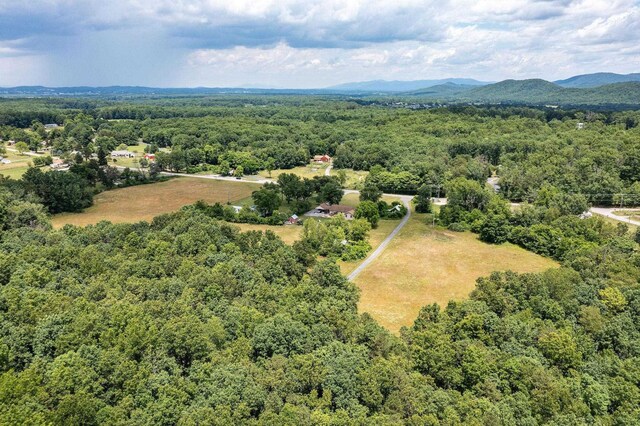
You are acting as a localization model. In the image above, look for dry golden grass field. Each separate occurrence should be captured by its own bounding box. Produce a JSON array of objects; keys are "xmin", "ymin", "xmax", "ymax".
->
[
  {"xmin": 233, "ymin": 223, "xmax": 303, "ymax": 245},
  {"xmin": 353, "ymin": 215, "xmax": 558, "ymax": 333},
  {"xmin": 52, "ymin": 178, "xmax": 260, "ymax": 228},
  {"xmin": 258, "ymin": 163, "xmax": 329, "ymax": 180}
]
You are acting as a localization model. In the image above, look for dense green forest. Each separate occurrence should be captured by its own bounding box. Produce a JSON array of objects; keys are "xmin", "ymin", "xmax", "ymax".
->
[
  {"xmin": 1, "ymin": 97, "xmax": 640, "ymax": 424},
  {"xmin": 1, "ymin": 175, "xmax": 639, "ymax": 424},
  {"xmin": 1, "ymin": 98, "xmax": 639, "ymax": 206}
]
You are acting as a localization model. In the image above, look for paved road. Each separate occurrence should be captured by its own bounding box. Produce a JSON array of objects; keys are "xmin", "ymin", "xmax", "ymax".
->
[
  {"xmin": 347, "ymin": 196, "xmax": 413, "ymax": 281},
  {"xmin": 153, "ymin": 170, "xmax": 415, "ymax": 281},
  {"xmin": 5, "ymin": 148, "xmax": 46, "ymax": 157},
  {"xmin": 159, "ymin": 171, "xmax": 274, "ymax": 185},
  {"xmin": 590, "ymin": 207, "xmax": 640, "ymax": 226}
]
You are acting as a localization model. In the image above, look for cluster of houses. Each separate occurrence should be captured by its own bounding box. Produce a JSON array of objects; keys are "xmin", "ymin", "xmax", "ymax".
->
[
  {"xmin": 110, "ymin": 150, "xmax": 156, "ymax": 161},
  {"xmin": 286, "ymin": 203, "xmax": 356, "ymax": 225},
  {"xmin": 110, "ymin": 150, "xmax": 135, "ymax": 159}
]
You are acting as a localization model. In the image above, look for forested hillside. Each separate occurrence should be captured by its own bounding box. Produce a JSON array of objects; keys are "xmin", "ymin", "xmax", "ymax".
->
[
  {"xmin": 2, "ymin": 98, "xmax": 639, "ymax": 206},
  {"xmin": 1, "ymin": 98, "xmax": 640, "ymax": 424},
  {"xmin": 0, "ymin": 178, "xmax": 639, "ymax": 424}
]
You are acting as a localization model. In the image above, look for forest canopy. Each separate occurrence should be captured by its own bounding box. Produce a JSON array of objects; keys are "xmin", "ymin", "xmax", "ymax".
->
[{"xmin": 0, "ymin": 97, "xmax": 639, "ymax": 424}]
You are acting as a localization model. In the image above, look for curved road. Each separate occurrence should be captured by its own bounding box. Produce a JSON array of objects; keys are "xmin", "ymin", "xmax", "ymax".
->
[
  {"xmin": 157, "ymin": 170, "xmax": 414, "ymax": 281},
  {"xmin": 347, "ymin": 196, "xmax": 412, "ymax": 281},
  {"xmin": 590, "ymin": 207, "xmax": 640, "ymax": 227}
]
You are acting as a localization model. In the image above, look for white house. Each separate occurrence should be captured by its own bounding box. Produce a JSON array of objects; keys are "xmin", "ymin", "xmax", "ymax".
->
[{"xmin": 111, "ymin": 150, "xmax": 135, "ymax": 158}]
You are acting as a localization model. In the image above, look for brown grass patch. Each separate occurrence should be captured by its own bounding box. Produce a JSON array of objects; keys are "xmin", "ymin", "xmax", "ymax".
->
[
  {"xmin": 233, "ymin": 223, "xmax": 303, "ymax": 245},
  {"xmin": 52, "ymin": 178, "xmax": 259, "ymax": 228},
  {"xmin": 259, "ymin": 163, "xmax": 328, "ymax": 180},
  {"xmin": 353, "ymin": 215, "xmax": 558, "ymax": 333}
]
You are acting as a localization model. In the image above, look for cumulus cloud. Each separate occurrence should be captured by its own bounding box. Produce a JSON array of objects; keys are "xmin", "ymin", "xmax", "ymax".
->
[{"xmin": 0, "ymin": 0, "xmax": 638, "ymax": 86}]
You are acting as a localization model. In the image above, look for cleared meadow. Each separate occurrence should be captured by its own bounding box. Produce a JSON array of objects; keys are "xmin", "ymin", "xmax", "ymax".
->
[
  {"xmin": 353, "ymin": 214, "xmax": 558, "ymax": 332},
  {"xmin": 52, "ymin": 177, "xmax": 259, "ymax": 228}
]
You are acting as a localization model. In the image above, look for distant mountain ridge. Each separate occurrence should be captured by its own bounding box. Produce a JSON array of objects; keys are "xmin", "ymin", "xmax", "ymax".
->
[
  {"xmin": 326, "ymin": 78, "xmax": 491, "ymax": 92},
  {"xmin": 554, "ymin": 72, "xmax": 640, "ymax": 88},
  {"xmin": 329, "ymin": 72, "xmax": 640, "ymax": 92},
  {"xmin": 2, "ymin": 73, "xmax": 640, "ymax": 107},
  {"xmin": 432, "ymin": 79, "xmax": 640, "ymax": 105}
]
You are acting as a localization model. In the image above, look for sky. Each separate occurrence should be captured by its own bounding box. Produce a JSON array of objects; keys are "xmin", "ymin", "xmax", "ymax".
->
[{"xmin": 0, "ymin": 0, "xmax": 639, "ymax": 88}]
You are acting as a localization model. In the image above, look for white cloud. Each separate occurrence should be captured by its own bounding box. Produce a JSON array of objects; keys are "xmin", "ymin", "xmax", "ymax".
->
[{"xmin": 0, "ymin": 0, "xmax": 639, "ymax": 86}]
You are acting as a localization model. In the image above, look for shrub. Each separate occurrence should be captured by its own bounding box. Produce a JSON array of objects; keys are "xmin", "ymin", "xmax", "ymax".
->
[
  {"xmin": 447, "ymin": 222, "xmax": 469, "ymax": 232},
  {"xmin": 341, "ymin": 240, "xmax": 371, "ymax": 261}
]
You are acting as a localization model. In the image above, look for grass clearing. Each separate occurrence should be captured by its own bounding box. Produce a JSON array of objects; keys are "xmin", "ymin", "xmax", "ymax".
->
[
  {"xmin": 337, "ymin": 168, "xmax": 368, "ymax": 190},
  {"xmin": 259, "ymin": 163, "xmax": 329, "ymax": 180},
  {"xmin": 233, "ymin": 223, "xmax": 303, "ymax": 245},
  {"xmin": 52, "ymin": 177, "xmax": 260, "ymax": 228},
  {"xmin": 353, "ymin": 214, "xmax": 558, "ymax": 333},
  {"xmin": 340, "ymin": 192, "xmax": 401, "ymax": 208},
  {"xmin": 0, "ymin": 165, "xmax": 32, "ymax": 179}
]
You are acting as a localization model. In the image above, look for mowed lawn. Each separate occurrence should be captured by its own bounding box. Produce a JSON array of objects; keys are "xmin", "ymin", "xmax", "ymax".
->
[
  {"xmin": 0, "ymin": 150, "xmax": 35, "ymax": 179},
  {"xmin": 353, "ymin": 215, "xmax": 558, "ymax": 332},
  {"xmin": 52, "ymin": 178, "xmax": 260, "ymax": 228},
  {"xmin": 258, "ymin": 163, "xmax": 329, "ymax": 180}
]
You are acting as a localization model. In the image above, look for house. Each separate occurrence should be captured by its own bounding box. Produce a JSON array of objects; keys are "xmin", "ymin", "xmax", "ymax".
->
[
  {"xmin": 0, "ymin": 157, "xmax": 11, "ymax": 165},
  {"xmin": 577, "ymin": 122, "xmax": 585, "ymax": 130},
  {"xmin": 315, "ymin": 203, "xmax": 355, "ymax": 219},
  {"xmin": 313, "ymin": 154, "xmax": 332, "ymax": 163},
  {"xmin": 44, "ymin": 123, "xmax": 59, "ymax": 130},
  {"xmin": 231, "ymin": 205, "xmax": 243, "ymax": 214},
  {"xmin": 286, "ymin": 214, "xmax": 299, "ymax": 224},
  {"xmin": 143, "ymin": 153, "xmax": 156, "ymax": 161},
  {"xmin": 50, "ymin": 158, "xmax": 67, "ymax": 170},
  {"xmin": 111, "ymin": 150, "xmax": 135, "ymax": 158}
]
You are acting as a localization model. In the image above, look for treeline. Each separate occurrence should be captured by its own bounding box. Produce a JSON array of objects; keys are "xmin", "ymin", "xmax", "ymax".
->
[
  {"xmin": 438, "ymin": 177, "xmax": 639, "ymax": 263},
  {"xmin": 1, "ymin": 159, "xmax": 164, "ymax": 215},
  {"xmin": 2, "ymin": 99, "xmax": 640, "ymax": 207}
]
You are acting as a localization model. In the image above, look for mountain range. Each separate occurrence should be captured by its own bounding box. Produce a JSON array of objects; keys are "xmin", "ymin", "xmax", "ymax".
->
[
  {"xmin": 553, "ymin": 72, "xmax": 640, "ymax": 88},
  {"xmin": 400, "ymin": 79, "xmax": 640, "ymax": 106},
  {"xmin": 326, "ymin": 78, "xmax": 490, "ymax": 92},
  {"xmin": 1, "ymin": 72, "xmax": 639, "ymax": 107}
]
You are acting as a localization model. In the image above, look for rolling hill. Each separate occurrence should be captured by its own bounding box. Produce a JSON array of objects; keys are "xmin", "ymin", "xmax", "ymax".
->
[
  {"xmin": 405, "ymin": 82, "xmax": 477, "ymax": 98},
  {"xmin": 327, "ymin": 78, "xmax": 490, "ymax": 92},
  {"xmin": 404, "ymin": 79, "xmax": 640, "ymax": 106},
  {"xmin": 555, "ymin": 72, "xmax": 640, "ymax": 88}
]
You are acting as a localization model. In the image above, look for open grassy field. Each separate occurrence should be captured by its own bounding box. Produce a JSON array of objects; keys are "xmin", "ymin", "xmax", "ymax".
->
[
  {"xmin": 52, "ymin": 178, "xmax": 260, "ymax": 228},
  {"xmin": 353, "ymin": 214, "xmax": 558, "ymax": 332},
  {"xmin": 0, "ymin": 149, "xmax": 34, "ymax": 179},
  {"xmin": 258, "ymin": 163, "xmax": 329, "ymax": 180},
  {"xmin": 233, "ymin": 223, "xmax": 303, "ymax": 245},
  {"xmin": 337, "ymin": 168, "xmax": 368, "ymax": 190},
  {"xmin": 340, "ymin": 192, "xmax": 402, "ymax": 208}
]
